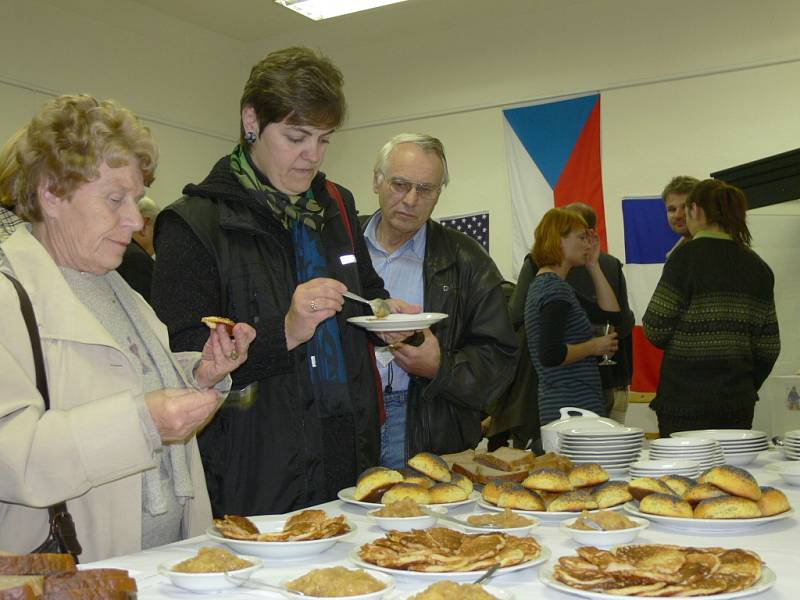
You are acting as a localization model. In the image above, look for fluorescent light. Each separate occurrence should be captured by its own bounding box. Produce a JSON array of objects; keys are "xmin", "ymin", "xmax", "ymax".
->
[{"xmin": 274, "ymin": 0, "xmax": 407, "ymax": 21}]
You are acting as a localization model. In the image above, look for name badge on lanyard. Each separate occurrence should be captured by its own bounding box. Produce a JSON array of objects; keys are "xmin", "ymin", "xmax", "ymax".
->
[{"xmin": 340, "ymin": 254, "xmax": 356, "ymax": 265}]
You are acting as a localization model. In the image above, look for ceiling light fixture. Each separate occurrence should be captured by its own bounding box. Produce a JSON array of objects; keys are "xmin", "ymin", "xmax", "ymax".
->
[{"xmin": 274, "ymin": 0, "xmax": 407, "ymax": 21}]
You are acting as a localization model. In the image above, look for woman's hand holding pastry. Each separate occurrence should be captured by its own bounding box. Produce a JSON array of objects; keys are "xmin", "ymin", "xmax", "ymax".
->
[
  {"xmin": 145, "ymin": 388, "xmax": 221, "ymax": 443},
  {"xmin": 195, "ymin": 321, "xmax": 256, "ymax": 388},
  {"xmin": 285, "ymin": 277, "xmax": 346, "ymax": 350}
]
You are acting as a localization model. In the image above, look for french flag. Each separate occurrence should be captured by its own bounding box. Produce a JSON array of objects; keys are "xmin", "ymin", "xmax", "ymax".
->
[
  {"xmin": 503, "ymin": 94, "xmax": 606, "ymax": 275},
  {"xmin": 622, "ymin": 197, "xmax": 681, "ymax": 392}
]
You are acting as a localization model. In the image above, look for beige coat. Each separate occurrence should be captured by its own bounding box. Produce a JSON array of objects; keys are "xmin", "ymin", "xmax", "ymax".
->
[{"xmin": 0, "ymin": 227, "xmax": 213, "ymax": 562}]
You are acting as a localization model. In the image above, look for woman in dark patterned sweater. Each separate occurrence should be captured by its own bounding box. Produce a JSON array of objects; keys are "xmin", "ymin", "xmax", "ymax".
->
[
  {"xmin": 525, "ymin": 208, "xmax": 621, "ymax": 425},
  {"xmin": 643, "ymin": 179, "xmax": 780, "ymax": 436}
]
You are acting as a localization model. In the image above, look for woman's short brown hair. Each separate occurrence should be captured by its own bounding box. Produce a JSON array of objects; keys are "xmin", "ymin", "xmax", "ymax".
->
[
  {"xmin": 240, "ymin": 46, "xmax": 346, "ymax": 144},
  {"xmin": 0, "ymin": 127, "xmax": 25, "ymax": 209},
  {"xmin": 686, "ymin": 178, "xmax": 751, "ymax": 246},
  {"xmin": 15, "ymin": 94, "xmax": 157, "ymax": 222},
  {"xmin": 531, "ymin": 207, "xmax": 587, "ymax": 267}
]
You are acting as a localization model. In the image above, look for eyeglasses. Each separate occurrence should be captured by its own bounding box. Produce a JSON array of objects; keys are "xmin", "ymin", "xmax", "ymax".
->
[{"xmin": 383, "ymin": 175, "xmax": 442, "ymax": 200}]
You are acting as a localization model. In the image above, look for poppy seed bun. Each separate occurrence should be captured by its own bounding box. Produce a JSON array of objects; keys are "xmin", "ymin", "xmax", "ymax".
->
[
  {"xmin": 693, "ymin": 496, "xmax": 761, "ymax": 519},
  {"xmin": 698, "ymin": 465, "xmax": 761, "ymax": 501},
  {"xmin": 592, "ymin": 480, "xmax": 633, "ymax": 508},
  {"xmin": 497, "ymin": 484, "xmax": 545, "ymax": 511},
  {"xmin": 482, "ymin": 480, "xmax": 517, "ymax": 505},
  {"xmin": 523, "ymin": 468, "xmax": 573, "ymax": 492},
  {"xmin": 354, "ymin": 467, "xmax": 404, "ymax": 501},
  {"xmin": 450, "ymin": 472, "xmax": 474, "ymax": 495},
  {"xmin": 427, "ymin": 482, "xmax": 469, "ymax": 504},
  {"xmin": 408, "ymin": 452, "xmax": 452, "ymax": 483},
  {"xmin": 756, "ymin": 486, "xmax": 791, "ymax": 517},
  {"xmin": 400, "ymin": 468, "xmax": 436, "ymax": 489},
  {"xmin": 628, "ymin": 477, "xmax": 675, "ymax": 501},
  {"xmin": 568, "ymin": 463, "xmax": 610, "ymax": 488},
  {"xmin": 639, "ymin": 493, "xmax": 694, "ymax": 518},
  {"xmin": 381, "ymin": 482, "xmax": 432, "ymax": 505},
  {"xmin": 681, "ymin": 483, "xmax": 729, "ymax": 506},
  {"xmin": 548, "ymin": 490, "xmax": 598, "ymax": 512},
  {"xmin": 659, "ymin": 474, "xmax": 696, "ymax": 497}
]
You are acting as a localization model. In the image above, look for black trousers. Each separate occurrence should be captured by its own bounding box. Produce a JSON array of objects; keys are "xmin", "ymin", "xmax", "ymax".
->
[{"xmin": 656, "ymin": 404, "xmax": 755, "ymax": 438}]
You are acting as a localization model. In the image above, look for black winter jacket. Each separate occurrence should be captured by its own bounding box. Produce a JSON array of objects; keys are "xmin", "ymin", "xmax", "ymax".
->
[{"xmin": 151, "ymin": 156, "xmax": 387, "ymax": 517}]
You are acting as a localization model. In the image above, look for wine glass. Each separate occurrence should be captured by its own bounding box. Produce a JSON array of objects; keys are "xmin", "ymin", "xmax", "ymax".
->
[{"xmin": 593, "ymin": 322, "xmax": 616, "ymax": 366}]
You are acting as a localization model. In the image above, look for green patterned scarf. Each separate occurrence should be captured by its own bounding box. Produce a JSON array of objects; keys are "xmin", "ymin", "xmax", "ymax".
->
[{"xmin": 230, "ymin": 145, "xmax": 324, "ymax": 230}]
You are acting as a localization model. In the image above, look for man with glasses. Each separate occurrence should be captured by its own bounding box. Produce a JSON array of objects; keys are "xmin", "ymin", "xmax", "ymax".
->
[{"xmin": 363, "ymin": 133, "xmax": 517, "ymax": 469}]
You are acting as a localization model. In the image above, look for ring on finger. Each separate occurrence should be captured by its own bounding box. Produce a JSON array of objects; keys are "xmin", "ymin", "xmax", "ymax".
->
[
  {"xmin": 228, "ymin": 350, "xmax": 239, "ymax": 361},
  {"xmin": 309, "ymin": 299, "xmax": 319, "ymax": 312}
]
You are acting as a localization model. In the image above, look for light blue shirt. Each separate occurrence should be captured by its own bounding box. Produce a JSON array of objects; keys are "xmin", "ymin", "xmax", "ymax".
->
[{"xmin": 364, "ymin": 212, "xmax": 427, "ymax": 393}]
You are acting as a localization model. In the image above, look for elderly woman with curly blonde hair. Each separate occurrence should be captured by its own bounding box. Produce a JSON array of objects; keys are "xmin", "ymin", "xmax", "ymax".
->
[{"xmin": 0, "ymin": 94, "xmax": 255, "ymax": 561}]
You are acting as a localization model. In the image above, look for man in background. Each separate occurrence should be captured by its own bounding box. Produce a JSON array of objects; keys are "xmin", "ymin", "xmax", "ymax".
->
[
  {"xmin": 662, "ymin": 175, "xmax": 699, "ymax": 257},
  {"xmin": 363, "ymin": 133, "xmax": 517, "ymax": 468},
  {"xmin": 118, "ymin": 195, "xmax": 160, "ymax": 301}
]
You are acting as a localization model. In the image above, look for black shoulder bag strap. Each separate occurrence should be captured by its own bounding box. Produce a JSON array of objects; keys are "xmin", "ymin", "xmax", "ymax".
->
[{"xmin": 3, "ymin": 273, "xmax": 83, "ymax": 561}]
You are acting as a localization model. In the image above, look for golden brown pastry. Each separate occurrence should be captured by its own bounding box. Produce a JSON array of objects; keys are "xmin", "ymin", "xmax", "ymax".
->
[
  {"xmin": 568, "ymin": 463, "xmax": 609, "ymax": 488},
  {"xmin": 756, "ymin": 486, "xmax": 791, "ymax": 517},
  {"xmin": 428, "ymin": 483, "xmax": 469, "ymax": 504},
  {"xmin": 408, "ymin": 452, "xmax": 452, "ymax": 483},
  {"xmin": 523, "ymin": 468, "xmax": 573, "ymax": 492},
  {"xmin": 481, "ymin": 480, "xmax": 517, "ymax": 505},
  {"xmin": 201, "ymin": 316, "xmax": 235, "ymax": 335},
  {"xmin": 592, "ymin": 480, "xmax": 633, "ymax": 509},
  {"xmin": 353, "ymin": 467, "xmax": 404, "ymax": 502},
  {"xmin": 381, "ymin": 483, "xmax": 432, "ymax": 505},
  {"xmin": 400, "ymin": 468, "xmax": 436, "ymax": 489},
  {"xmin": 496, "ymin": 484, "xmax": 545, "ymax": 511},
  {"xmin": 628, "ymin": 477, "xmax": 675, "ymax": 501},
  {"xmin": 694, "ymin": 496, "xmax": 761, "ymax": 519},
  {"xmin": 548, "ymin": 490, "xmax": 598, "ymax": 512},
  {"xmin": 659, "ymin": 474, "xmax": 696, "ymax": 497},
  {"xmin": 532, "ymin": 452, "xmax": 574, "ymax": 473},
  {"xmin": 450, "ymin": 472, "xmax": 474, "ymax": 496},
  {"xmin": 697, "ymin": 465, "xmax": 761, "ymax": 501},
  {"xmin": 638, "ymin": 493, "xmax": 693, "ymax": 518},
  {"xmin": 681, "ymin": 483, "xmax": 729, "ymax": 506}
]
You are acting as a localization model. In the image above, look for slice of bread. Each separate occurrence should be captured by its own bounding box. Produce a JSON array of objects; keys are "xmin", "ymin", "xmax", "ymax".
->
[
  {"xmin": 451, "ymin": 460, "xmax": 528, "ymax": 485},
  {"xmin": 0, "ymin": 555, "xmax": 75, "ymax": 577},
  {"xmin": 474, "ymin": 447, "xmax": 535, "ymax": 472}
]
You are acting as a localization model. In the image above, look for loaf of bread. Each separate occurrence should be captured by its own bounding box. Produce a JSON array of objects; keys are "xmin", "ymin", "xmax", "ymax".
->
[
  {"xmin": 408, "ymin": 452, "xmax": 452, "ymax": 483},
  {"xmin": 474, "ymin": 447, "xmax": 535, "ymax": 472},
  {"xmin": 381, "ymin": 482, "xmax": 431, "ymax": 505},
  {"xmin": 639, "ymin": 493, "xmax": 693, "ymax": 518},
  {"xmin": 0, "ymin": 556, "xmax": 75, "ymax": 577},
  {"xmin": 659, "ymin": 474, "xmax": 695, "ymax": 497},
  {"xmin": 523, "ymin": 468, "xmax": 573, "ymax": 492},
  {"xmin": 427, "ymin": 483, "xmax": 468, "ymax": 504},
  {"xmin": 628, "ymin": 477, "xmax": 675, "ymax": 501},
  {"xmin": 568, "ymin": 463, "xmax": 609, "ymax": 488},
  {"xmin": 681, "ymin": 483, "xmax": 729, "ymax": 506},
  {"xmin": 698, "ymin": 465, "xmax": 761, "ymax": 501},
  {"xmin": 548, "ymin": 490, "xmax": 598, "ymax": 512},
  {"xmin": 354, "ymin": 467, "xmax": 404, "ymax": 502},
  {"xmin": 592, "ymin": 480, "xmax": 633, "ymax": 509},
  {"xmin": 756, "ymin": 486, "xmax": 791, "ymax": 517},
  {"xmin": 693, "ymin": 496, "xmax": 761, "ymax": 519},
  {"xmin": 496, "ymin": 485, "xmax": 544, "ymax": 511},
  {"xmin": 0, "ymin": 576, "xmax": 42, "ymax": 600}
]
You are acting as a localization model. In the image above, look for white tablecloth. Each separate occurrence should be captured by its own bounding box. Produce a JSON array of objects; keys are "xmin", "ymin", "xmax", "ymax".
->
[{"xmin": 84, "ymin": 451, "xmax": 799, "ymax": 599}]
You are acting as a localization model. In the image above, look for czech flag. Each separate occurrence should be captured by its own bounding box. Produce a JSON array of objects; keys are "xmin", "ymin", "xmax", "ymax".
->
[{"xmin": 503, "ymin": 94, "xmax": 605, "ymax": 275}]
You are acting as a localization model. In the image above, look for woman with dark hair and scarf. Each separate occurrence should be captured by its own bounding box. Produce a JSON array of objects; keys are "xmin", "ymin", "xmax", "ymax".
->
[{"xmin": 151, "ymin": 46, "xmax": 415, "ymax": 517}]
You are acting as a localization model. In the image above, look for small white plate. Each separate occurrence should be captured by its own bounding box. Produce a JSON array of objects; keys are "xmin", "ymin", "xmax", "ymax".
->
[
  {"xmin": 206, "ymin": 515, "xmax": 355, "ymax": 559},
  {"xmin": 630, "ymin": 459, "xmax": 700, "ymax": 470},
  {"xmin": 348, "ymin": 546, "xmax": 550, "ymax": 580},
  {"xmin": 650, "ymin": 437, "xmax": 717, "ymax": 448},
  {"xmin": 539, "ymin": 564, "xmax": 776, "ymax": 600},
  {"xmin": 452, "ymin": 511, "xmax": 540, "ymax": 535},
  {"xmin": 158, "ymin": 554, "xmax": 261, "ymax": 592},
  {"xmin": 394, "ymin": 584, "xmax": 514, "ymax": 599},
  {"xmin": 671, "ymin": 429, "xmax": 767, "ymax": 441},
  {"xmin": 280, "ymin": 569, "xmax": 394, "ymax": 599},
  {"xmin": 338, "ymin": 487, "xmax": 479, "ymax": 509},
  {"xmin": 347, "ymin": 312, "xmax": 448, "ymax": 332},
  {"xmin": 624, "ymin": 501, "xmax": 795, "ymax": 532},
  {"xmin": 477, "ymin": 498, "xmax": 623, "ymax": 522},
  {"xmin": 366, "ymin": 506, "xmax": 447, "ymax": 531},
  {"xmin": 560, "ymin": 516, "xmax": 649, "ymax": 546}
]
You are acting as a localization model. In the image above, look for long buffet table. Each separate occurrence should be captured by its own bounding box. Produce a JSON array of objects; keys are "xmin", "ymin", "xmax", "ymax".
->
[{"xmin": 84, "ymin": 451, "xmax": 799, "ymax": 599}]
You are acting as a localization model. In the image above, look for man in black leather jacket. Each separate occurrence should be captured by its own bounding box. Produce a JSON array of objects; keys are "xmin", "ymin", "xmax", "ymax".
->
[{"xmin": 362, "ymin": 133, "xmax": 517, "ymax": 468}]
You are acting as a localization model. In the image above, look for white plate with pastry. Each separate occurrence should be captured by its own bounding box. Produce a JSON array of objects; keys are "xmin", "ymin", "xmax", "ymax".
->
[
  {"xmin": 477, "ymin": 498, "xmax": 623, "ymax": 523},
  {"xmin": 623, "ymin": 502, "xmax": 794, "ymax": 533},
  {"xmin": 347, "ymin": 312, "xmax": 448, "ymax": 332},
  {"xmin": 338, "ymin": 487, "xmax": 478, "ymax": 509}
]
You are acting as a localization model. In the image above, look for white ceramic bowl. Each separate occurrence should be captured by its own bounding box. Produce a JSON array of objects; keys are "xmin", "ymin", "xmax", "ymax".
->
[
  {"xmin": 366, "ymin": 506, "xmax": 446, "ymax": 531},
  {"xmin": 280, "ymin": 569, "xmax": 394, "ymax": 599},
  {"xmin": 671, "ymin": 429, "xmax": 766, "ymax": 441},
  {"xmin": 650, "ymin": 437, "xmax": 717, "ymax": 448},
  {"xmin": 158, "ymin": 553, "xmax": 262, "ymax": 592},
  {"xmin": 453, "ymin": 511, "xmax": 539, "ymax": 535},
  {"xmin": 560, "ymin": 516, "xmax": 649, "ymax": 547},
  {"xmin": 396, "ymin": 584, "xmax": 514, "ymax": 599},
  {"xmin": 766, "ymin": 461, "xmax": 800, "ymax": 485},
  {"xmin": 722, "ymin": 452, "xmax": 760, "ymax": 466}
]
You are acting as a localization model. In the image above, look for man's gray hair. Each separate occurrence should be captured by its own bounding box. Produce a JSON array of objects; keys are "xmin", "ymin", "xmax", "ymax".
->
[
  {"xmin": 137, "ymin": 195, "xmax": 160, "ymax": 220},
  {"xmin": 373, "ymin": 133, "xmax": 450, "ymax": 187}
]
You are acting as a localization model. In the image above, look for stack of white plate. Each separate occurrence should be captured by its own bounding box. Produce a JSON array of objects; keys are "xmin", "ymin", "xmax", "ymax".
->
[
  {"xmin": 671, "ymin": 429, "xmax": 768, "ymax": 466},
  {"xmin": 648, "ymin": 437, "xmax": 725, "ymax": 471},
  {"xmin": 557, "ymin": 426, "xmax": 645, "ymax": 472},
  {"xmin": 629, "ymin": 458, "xmax": 701, "ymax": 479},
  {"xmin": 783, "ymin": 430, "xmax": 800, "ymax": 460}
]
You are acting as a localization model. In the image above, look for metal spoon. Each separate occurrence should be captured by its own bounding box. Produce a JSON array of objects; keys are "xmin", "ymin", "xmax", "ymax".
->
[
  {"xmin": 473, "ymin": 564, "xmax": 500, "ymax": 585},
  {"xmin": 342, "ymin": 291, "xmax": 391, "ymax": 319},
  {"xmin": 223, "ymin": 573, "xmax": 306, "ymax": 595}
]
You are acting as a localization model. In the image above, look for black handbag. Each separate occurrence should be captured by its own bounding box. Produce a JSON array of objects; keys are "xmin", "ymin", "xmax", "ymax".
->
[{"xmin": 4, "ymin": 273, "xmax": 83, "ymax": 561}]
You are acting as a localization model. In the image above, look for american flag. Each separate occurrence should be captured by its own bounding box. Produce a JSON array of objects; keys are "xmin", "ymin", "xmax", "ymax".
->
[{"xmin": 439, "ymin": 211, "xmax": 490, "ymax": 251}]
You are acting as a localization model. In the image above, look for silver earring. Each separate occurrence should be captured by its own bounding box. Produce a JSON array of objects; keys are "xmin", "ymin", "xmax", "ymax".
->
[{"xmin": 245, "ymin": 131, "xmax": 257, "ymax": 144}]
